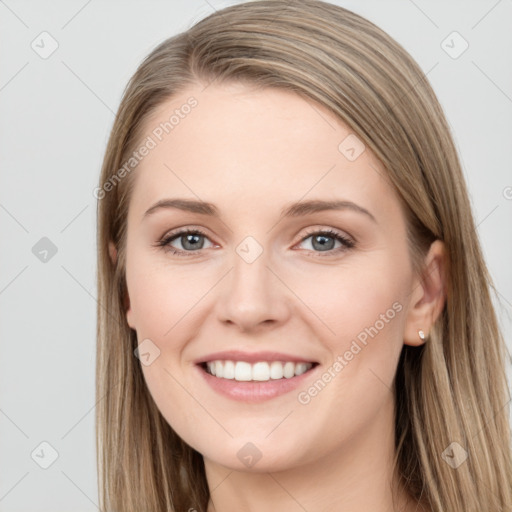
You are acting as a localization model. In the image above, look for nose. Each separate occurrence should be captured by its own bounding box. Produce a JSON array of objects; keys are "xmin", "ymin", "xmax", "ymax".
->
[{"xmin": 215, "ymin": 243, "xmax": 292, "ymax": 333}]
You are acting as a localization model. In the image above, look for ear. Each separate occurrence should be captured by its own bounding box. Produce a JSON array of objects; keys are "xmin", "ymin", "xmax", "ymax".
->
[
  {"xmin": 109, "ymin": 241, "xmax": 136, "ymax": 330},
  {"xmin": 125, "ymin": 295, "xmax": 135, "ymax": 330},
  {"xmin": 403, "ymin": 240, "xmax": 447, "ymax": 346},
  {"xmin": 108, "ymin": 241, "xmax": 117, "ymax": 265}
]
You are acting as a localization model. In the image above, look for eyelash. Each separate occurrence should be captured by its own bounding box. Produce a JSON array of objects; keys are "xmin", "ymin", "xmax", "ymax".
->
[{"xmin": 154, "ymin": 227, "xmax": 355, "ymax": 258}]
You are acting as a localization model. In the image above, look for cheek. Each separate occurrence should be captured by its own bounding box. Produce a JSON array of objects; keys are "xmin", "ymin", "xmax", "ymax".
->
[
  {"xmin": 293, "ymin": 252, "xmax": 409, "ymax": 399},
  {"xmin": 127, "ymin": 253, "xmax": 214, "ymax": 341},
  {"xmin": 127, "ymin": 259, "xmax": 213, "ymax": 437},
  {"xmin": 293, "ymin": 250, "xmax": 408, "ymax": 341}
]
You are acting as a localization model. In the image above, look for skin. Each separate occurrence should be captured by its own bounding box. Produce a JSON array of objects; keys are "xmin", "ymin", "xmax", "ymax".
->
[{"xmin": 115, "ymin": 81, "xmax": 446, "ymax": 512}]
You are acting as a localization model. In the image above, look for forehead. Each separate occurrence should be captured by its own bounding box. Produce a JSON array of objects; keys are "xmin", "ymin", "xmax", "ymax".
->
[{"xmin": 127, "ymin": 82, "xmax": 398, "ymax": 222}]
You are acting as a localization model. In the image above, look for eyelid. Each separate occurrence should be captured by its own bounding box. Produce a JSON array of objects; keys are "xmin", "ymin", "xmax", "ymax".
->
[
  {"xmin": 293, "ymin": 227, "xmax": 355, "ymax": 257},
  {"xmin": 155, "ymin": 226, "xmax": 214, "ymax": 255},
  {"xmin": 297, "ymin": 226, "xmax": 355, "ymax": 245}
]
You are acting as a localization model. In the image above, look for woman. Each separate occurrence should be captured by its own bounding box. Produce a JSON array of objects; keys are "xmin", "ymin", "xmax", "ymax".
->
[{"xmin": 95, "ymin": 1, "xmax": 512, "ymax": 510}]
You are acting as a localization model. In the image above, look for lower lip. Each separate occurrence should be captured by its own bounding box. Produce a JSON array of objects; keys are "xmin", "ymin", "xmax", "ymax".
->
[{"xmin": 196, "ymin": 364, "xmax": 318, "ymax": 403}]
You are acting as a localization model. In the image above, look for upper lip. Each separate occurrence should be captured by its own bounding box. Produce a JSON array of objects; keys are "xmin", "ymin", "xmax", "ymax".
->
[{"xmin": 194, "ymin": 350, "xmax": 318, "ymax": 365}]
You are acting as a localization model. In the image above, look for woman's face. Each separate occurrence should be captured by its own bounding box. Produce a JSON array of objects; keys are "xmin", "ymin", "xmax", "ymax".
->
[{"xmin": 122, "ymin": 81, "xmax": 428, "ymax": 472}]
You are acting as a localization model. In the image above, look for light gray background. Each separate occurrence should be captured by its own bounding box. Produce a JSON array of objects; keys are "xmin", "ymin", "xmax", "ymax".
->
[{"xmin": 1, "ymin": 1, "xmax": 511, "ymax": 510}]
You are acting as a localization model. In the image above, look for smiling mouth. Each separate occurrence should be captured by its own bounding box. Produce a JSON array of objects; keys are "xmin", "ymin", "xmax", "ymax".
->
[{"xmin": 199, "ymin": 360, "xmax": 319, "ymax": 382}]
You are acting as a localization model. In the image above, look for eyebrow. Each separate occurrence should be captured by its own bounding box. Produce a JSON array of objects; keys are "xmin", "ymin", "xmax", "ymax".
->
[{"xmin": 143, "ymin": 198, "xmax": 376, "ymax": 223}]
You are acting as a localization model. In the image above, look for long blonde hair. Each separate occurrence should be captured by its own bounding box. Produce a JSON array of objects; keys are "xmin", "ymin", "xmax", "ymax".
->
[{"xmin": 95, "ymin": 1, "xmax": 512, "ymax": 510}]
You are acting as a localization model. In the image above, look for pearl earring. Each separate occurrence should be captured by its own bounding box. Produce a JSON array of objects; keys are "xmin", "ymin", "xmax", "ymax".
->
[{"xmin": 418, "ymin": 329, "xmax": 426, "ymax": 340}]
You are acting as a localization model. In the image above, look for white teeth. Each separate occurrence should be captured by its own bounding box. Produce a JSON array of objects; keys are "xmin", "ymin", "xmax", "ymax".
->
[
  {"xmin": 234, "ymin": 361, "xmax": 252, "ymax": 381},
  {"xmin": 215, "ymin": 360, "xmax": 223, "ymax": 378},
  {"xmin": 283, "ymin": 361, "xmax": 295, "ymax": 378},
  {"xmin": 295, "ymin": 363, "xmax": 309, "ymax": 376},
  {"xmin": 269, "ymin": 361, "xmax": 283, "ymax": 379},
  {"xmin": 204, "ymin": 360, "xmax": 314, "ymax": 381},
  {"xmin": 252, "ymin": 362, "xmax": 270, "ymax": 381},
  {"xmin": 223, "ymin": 360, "xmax": 235, "ymax": 379}
]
